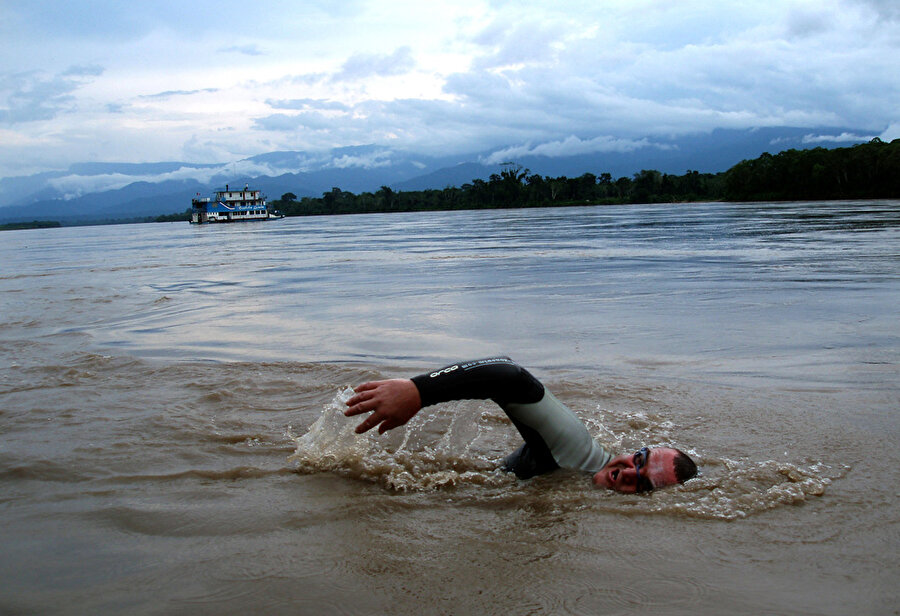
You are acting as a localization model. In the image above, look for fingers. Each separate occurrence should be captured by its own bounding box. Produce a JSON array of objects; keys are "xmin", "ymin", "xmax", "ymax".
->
[
  {"xmin": 344, "ymin": 398, "xmax": 376, "ymax": 417},
  {"xmin": 345, "ymin": 391, "xmax": 368, "ymax": 407},
  {"xmin": 355, "ymin": 415, "xmax": 405, "ymax": 434},
  {"xmin": 354, "ymin": 411, "xmax": 383, "ymax": 434},
  {"xmin": 345, "ymin": 381, "xmax": 385, "ymax": 408},
  {"xmin": 353, "ymin": 381, "xmax": 382, "ymax": 394},
  {"xmin": 378, "ymin": 420, "xmax": 399, "ymax": 434},
  {"xmin": 345, "ymin": 388, "xmax": 378, "ymax": 412},
  {"xmin": 345, "ymin": 383, "xmax": 383, "ymax": 429}
]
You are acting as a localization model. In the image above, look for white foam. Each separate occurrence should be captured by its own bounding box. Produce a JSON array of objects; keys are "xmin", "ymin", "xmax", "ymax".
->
[{"xmin": 288, "ymin": 389, "xmax": 512, "ymax": 491}]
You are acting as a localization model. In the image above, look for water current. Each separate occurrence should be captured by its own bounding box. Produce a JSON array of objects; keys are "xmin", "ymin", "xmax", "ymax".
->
[{"xmin": 1, "ymin": 201, "xmax": 898, "ymax": 614}]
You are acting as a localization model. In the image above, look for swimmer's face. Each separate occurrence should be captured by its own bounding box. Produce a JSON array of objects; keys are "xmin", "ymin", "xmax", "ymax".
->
[{"xmin": 592, "ymin": 447, "xmax": 681, "ymax": 493}]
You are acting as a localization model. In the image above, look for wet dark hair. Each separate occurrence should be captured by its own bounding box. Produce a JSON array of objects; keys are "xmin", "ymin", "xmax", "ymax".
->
[{"xmin": 672, "ymin": 449, "xmax": 698, "ymax": 484}]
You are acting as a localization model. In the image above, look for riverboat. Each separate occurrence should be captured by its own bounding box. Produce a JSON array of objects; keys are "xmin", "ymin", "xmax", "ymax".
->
[{"xmin": 190, "ymin": 184, "xmax": 283, "ymax": 224}]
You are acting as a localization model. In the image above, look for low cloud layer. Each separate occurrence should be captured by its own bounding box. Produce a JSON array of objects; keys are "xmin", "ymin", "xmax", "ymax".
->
[{"xmin": 482, "ymin": 136, "xmax": 668, "ymax": 165}]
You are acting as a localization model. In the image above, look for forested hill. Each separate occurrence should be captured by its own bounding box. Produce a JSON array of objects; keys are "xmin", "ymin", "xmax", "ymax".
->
[{"xmin": 723, "ymin": 138, "xmax": 898, "ymax": 201}]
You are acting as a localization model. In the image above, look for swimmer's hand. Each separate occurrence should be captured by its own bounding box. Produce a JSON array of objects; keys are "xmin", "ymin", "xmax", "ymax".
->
[{"xmin": 344, "ymin": 378, "xmax": 422, "ymax": 434}]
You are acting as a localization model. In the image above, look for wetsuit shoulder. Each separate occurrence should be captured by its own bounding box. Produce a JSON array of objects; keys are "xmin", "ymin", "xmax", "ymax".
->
[{"xmin": 410, "ymin": 357, "xmax": 544, "ymax": 408}]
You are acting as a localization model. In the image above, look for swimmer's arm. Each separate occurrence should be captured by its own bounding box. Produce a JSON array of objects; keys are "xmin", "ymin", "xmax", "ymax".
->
[
  {"xmin": 345, "ymin": 357, "xmax": 544, "ymax": 434},
  {"xmin": 344, "ymin": 379, "xmax": 422, "ymax": 434}
]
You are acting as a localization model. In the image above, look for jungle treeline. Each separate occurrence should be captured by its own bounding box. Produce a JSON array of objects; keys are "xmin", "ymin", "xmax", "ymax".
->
[
  {"xmin": 250, "ymin": 138, "xmax": 900, "ymax": 219},
  {"xmin": 0, "ymin": 219, "xmax": 62, "ymax": 231}
]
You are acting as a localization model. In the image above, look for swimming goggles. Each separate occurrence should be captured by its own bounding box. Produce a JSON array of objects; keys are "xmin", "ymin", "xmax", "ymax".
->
[{"xmin": 633, "ymin": 447, "xmax": 654, "ymax": 493}]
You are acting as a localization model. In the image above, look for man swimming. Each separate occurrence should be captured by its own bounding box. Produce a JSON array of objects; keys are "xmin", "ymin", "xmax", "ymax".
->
[{"xmin": 344, "ymin": 357, "xmax": 697, "ymax": 493}]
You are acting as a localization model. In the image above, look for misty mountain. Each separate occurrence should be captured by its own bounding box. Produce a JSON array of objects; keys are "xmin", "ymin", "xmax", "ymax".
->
[{"xmin": 0, "ymin": 127, "xmax": 872, "ymax": 223}]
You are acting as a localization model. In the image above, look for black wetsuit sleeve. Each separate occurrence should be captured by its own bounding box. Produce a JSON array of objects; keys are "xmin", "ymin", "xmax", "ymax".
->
[
  {"xmin": 410, "ymin": 357, "xmax": 560, "ymax": 479},
  {"xmin": 410, "ymin": 357, "xmax": 545, "ymax": 409}
]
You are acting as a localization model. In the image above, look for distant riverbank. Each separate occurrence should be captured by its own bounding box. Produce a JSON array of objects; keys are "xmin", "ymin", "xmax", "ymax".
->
[
  {"xmin": 0, "ymin": 220, "xmax": 61, "ymax": 231},
  {"xmin": 5, "ymin": 139, "xmax": 897, "ymax": 228}
]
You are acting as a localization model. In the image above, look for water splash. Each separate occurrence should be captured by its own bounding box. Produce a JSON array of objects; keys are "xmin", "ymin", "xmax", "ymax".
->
[
  {"xmin": 288, "ymin": 389, "xmax": 511, "ymax": 491},
  {"xmin": 580, "ymin": 404, "xmax": 839, "ymax": 520},
  {"xmin": 666, "ymin": 456, "xmax": 841, "ymax": 520},
  {"xmin": 289, "ymin": 390, "xmax": 839, "ymax": 518}
]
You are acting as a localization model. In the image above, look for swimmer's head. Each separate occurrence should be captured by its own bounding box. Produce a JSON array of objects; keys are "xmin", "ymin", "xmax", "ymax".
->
[{"xmin": 592, "ymin": 447, "xmax": 697, "ymax": 493}]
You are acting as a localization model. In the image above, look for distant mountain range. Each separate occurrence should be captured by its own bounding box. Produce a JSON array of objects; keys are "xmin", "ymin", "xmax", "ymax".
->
[{"xmin": 0, "ymin": 127, "xmax": 875, "ymax": 223}]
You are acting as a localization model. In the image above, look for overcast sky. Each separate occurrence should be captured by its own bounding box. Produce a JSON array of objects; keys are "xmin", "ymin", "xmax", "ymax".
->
[{"xmin": 1, "ymin": 0, "xmax": 898, "ymax": 179}]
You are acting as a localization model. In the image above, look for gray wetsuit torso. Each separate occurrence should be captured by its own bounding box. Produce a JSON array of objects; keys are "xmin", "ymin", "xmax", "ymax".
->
[{"xmin": 410, "ymin": 357, "xmax": 611, "ymax": 479}]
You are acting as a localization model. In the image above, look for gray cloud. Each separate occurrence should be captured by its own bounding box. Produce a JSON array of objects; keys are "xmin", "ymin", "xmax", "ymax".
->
[
  {"xmin": 253, "ymin": 113, "xmax": 303, "ymax": 131},
  {"xmin": 437, "ymin": 2, "xmax": 900, "ymax": 141},
  {"xmin": 470, "ymin": 18, "xmax": 569, "ymax": 70},
  {"xmin": 785, "ymin": 7, "xmax": 832, "ymax": 38},
  {"xmin": 0, "ymin": 65, "xmax": 104, "ymax": 123},
  {"xmin": 252, "ymin": 93, "xmax": 569, "ymax": 158},
  {"xmin": 62, "ymin": 65, "xmax": 105, "ymax": 77},
  {"xmin": 859, "ymin": 0, "xmax": 900, "ymax": 20},
  {"xmin": 253, "ymin": 112, "xmax": 342, "ymax": 131},
  {"xmin": 332, "ymin": 47, "xmax": 416, "ymax": 81}
]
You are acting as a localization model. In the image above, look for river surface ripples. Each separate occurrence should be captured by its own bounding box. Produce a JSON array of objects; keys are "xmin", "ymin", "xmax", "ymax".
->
[{"xmin": 1, "ymin": 200, "xmax": 898, "ymax": 614}]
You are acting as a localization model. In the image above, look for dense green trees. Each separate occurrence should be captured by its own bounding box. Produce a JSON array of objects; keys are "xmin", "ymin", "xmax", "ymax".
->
[
  {"xmin": 0, "ymin": 220, "xmax": 62, "ymax": 230},
  {"xmin": 268, "ymin": 167, "xmax": 727, "ymax": 216},
  {"xmin": 724, "ymin": 138, "xmax": 900, "ymax": 200},
  {"xmin": 263, "ymin": 138, "xmax": 900, "ymax": 218}
]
